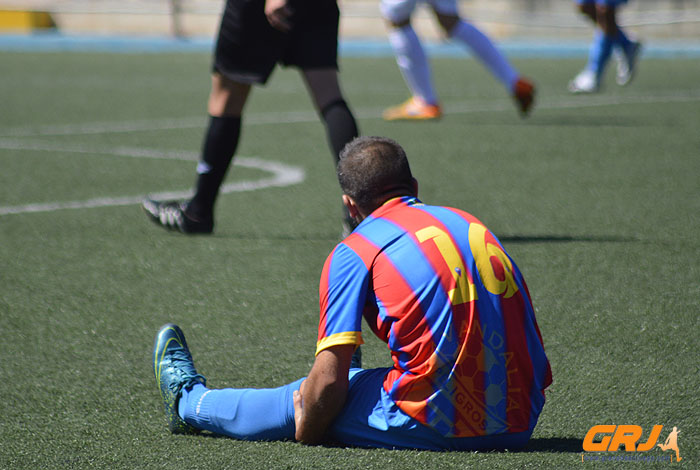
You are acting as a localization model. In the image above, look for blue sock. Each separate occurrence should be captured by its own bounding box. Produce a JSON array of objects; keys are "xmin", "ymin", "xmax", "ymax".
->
[
  {"xmin": 178, "ymin": 379, "xmax": 304, "ymax": 441},
  {"xmin": 587, "ymin": 30, "xmax": 614, "ymax": 79}
]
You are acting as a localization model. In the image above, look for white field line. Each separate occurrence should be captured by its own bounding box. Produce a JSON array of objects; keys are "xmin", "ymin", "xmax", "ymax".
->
[
  {"xmin": 1, "ymin": 89, "xmax": 699, "ymax": 216},
  {"xmin": 0, "ymin": 138, "xmax": 198, "ymax": 161},
  {"xmin": 0, "ymin": 112, "xmax": 321, "ymax": 138},
  {"xmin": 0, "ymin": 117, "xmax": 206, "ymax": 138},
  {"xmin": 2, "ymin": 90, "xmax": 700, "ymax": 138},
  {"xmin": 0, "ymin": 151, "xmax": 305, "ymax": 216}
]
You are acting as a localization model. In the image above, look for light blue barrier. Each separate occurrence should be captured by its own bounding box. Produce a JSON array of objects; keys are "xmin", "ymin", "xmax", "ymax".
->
[{"xmin": 1, "ymin": 32, "xmax": 700, "ymax": 58}]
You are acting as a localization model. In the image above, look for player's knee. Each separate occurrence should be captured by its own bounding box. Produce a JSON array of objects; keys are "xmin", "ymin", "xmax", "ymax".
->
[
  {"xmin": 578, "ymin": 3, "xmax": 597, "ymax": 22},
  {"xmin": 595, "ymin": 5, "xmax": 618, "ymax": 34},
  {"xmin": 208, "ymin": 74, "xmax": 249, "ymax": 117},
  {"xmin": 434, "ymin": 12, "xmax": 459, "ymax": 36},
  {"xmin": 386, "ymin": 17, "xmax": 411, "ymax": 29},
  {"xmin": 208, "ymin": 91, "xmax": 238, "ymax": 117}
]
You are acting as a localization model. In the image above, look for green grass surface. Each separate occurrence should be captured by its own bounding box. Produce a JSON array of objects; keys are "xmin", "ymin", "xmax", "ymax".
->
[{"xmin": 1, "ymin": 50, "xmax": 698, "ymax": 469}]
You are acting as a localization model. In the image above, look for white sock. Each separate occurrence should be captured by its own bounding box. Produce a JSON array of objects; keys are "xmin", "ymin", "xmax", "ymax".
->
[
  {"xmin": 450, "ymin": 20, "xmax": 519, "ymax": 92},
  {"xmin": 388, "ymin": 25, "xmax": 438, "ymax": 105}
]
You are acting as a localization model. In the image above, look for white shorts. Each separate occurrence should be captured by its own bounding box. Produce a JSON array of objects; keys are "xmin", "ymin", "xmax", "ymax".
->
[{"xmin": 380, "ymin": 0, "xmax": 459, "ymax": 23}]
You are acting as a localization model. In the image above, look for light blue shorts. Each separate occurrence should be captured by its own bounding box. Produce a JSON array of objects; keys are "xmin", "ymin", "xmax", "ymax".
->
[{"xmin": 329, "ymin": 367, "xmax": 533, "ymax": 451}]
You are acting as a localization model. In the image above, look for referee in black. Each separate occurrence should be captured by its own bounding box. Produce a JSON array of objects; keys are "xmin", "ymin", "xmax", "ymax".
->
[{"xmin": 143, "ymin": 0, "xmax": 359, "ymax": 234}]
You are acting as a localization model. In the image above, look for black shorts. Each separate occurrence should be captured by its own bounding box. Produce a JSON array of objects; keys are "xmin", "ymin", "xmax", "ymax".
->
[{"xmin": 213, "ymin": 0, "xmax": 340, "ymax": 84}]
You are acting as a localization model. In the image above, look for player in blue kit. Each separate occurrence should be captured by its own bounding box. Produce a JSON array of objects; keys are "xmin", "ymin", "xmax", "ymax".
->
[
  {"xmin": 379, "ymin": 0, "xmax": 536, "ymax": 120},
  {"xmin": 569, "ymin": 0, "xmax": 642, "ymax": 93},
  {"xmin": 153, "ymin": 136, "xmax": 551, "ymax": 449}
]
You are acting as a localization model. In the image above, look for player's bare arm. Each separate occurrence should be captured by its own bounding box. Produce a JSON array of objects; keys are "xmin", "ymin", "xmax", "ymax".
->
[
  {"xmin": 265, "ymin": 0, "xmax": 294, "ymax": 32},
  {"xmin": 293, "ymin": 344, "xmax": 355, "ymax": 444}
]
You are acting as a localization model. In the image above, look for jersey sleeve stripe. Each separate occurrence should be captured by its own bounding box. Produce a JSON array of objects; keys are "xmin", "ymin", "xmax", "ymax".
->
[{"xmin": 316, "ymin": 331, "xmax": 364, "ymax": 355}]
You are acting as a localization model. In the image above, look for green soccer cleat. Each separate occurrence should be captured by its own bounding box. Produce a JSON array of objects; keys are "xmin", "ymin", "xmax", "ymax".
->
[{"xmin": 153, "ymin": 324, "xmax": 207, "ymax": 434}]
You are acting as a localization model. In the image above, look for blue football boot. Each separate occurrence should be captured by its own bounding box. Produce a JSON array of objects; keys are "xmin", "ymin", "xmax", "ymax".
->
[{"xmin": 153, "ymin": 324, "xmax": 206, "ymax": 434}]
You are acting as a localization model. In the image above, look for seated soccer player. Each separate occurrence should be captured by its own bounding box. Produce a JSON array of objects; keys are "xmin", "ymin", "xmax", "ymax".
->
[
  {"xmin": 569, "ymin": 0, "xmax": 642, "ymax": 93},
  {"xmin": 153, "ymin": 136, "xmax": 552, "ymax": 449}
]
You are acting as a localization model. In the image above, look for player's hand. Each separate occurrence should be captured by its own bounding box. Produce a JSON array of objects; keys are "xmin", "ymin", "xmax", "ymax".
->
[
  {"xmin": 265, "ymin": 0, "xmax": 293, "ymax": 33},
  {"xmin": 293, "ymin": 379, "xmax": 306, "ymax": 439}
]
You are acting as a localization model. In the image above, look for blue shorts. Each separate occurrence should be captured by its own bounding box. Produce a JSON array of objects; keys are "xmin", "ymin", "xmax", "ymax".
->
[{"xmin": 329, "ymin": 368, "xmax": 533, "ymax": 451}]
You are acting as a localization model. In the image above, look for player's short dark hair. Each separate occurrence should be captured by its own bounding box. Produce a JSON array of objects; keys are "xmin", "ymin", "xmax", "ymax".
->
[{"xmin": 337, "ymin": 136, "xmax": 415, "ymax": 212}]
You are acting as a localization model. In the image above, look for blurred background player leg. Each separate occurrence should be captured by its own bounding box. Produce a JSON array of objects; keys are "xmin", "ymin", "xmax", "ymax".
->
[
  {"xmin": 142, "ymin": 73, "xmax": 250, "ymax": 235},
  {"xmin": 302, "ymin": 68, "xmax": 359, "ymax": 234},
  {"xmin": 434, "ymin": 10, "xmax": 535, "ymax": 116},
  {"xmin": 569, "ymin": 0, "xmax": 641, "ymax": 93},
  {"xmin": 142, "ymin": 0, "xmax": 358, "ymax": 235},
  {"xmin": 290, "ymin": 0, "xmax": 359, "ymax": 235},
  {"xmin": 186, "ymin": 75, "xmax": 250, "ymax": 229},
  {"xmin": 381, "ymin": 0, "xmax": 443, "ymax": 120},
  {"xmin": 141, "ymin": 0, "xmax": 266, "ymax": 235},
  {"xmin": 381, "ymin": 0, "xmax": 536, "ymax": 120}
]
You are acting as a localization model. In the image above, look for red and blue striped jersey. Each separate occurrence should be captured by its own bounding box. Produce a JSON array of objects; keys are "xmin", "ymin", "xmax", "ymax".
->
[{"xmin": 316, "ymin": 196, "xmax": 552, "ymax": 438}]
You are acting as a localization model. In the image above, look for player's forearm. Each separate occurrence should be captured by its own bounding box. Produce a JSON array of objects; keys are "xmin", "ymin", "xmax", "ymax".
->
[
  {"xmin": 295, "ymin": 376, "xmax": 347, "ymax": 444},
  {"xmin": 294, "ymin": 345, "xmax": 354, "ymax": 444}
]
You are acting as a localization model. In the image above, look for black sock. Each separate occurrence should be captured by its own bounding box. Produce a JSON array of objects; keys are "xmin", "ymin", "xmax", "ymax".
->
[
  {"xmin": 320, "ymin": 99, "xmax": 359, "ymax": 164},
  {"xmin": 320, "ymin": 99, "xmax": 359, "ymax": 226},
  {"xmin": 188, "ymin": 115, "xmax": 241, "ymax": 219}
]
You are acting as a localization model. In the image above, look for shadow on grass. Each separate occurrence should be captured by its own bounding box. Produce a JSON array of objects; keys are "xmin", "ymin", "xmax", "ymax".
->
[
  {"xmin": 522, "ymin": 437, "xmax": 583, "ymax": 453},
  {"xmin": 194, "ymin": 432, "xmax": 583, "ymax": 453}
]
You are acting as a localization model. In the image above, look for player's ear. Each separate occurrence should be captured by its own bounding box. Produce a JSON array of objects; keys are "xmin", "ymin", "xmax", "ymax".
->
[{"xmin": 342, "ymin": 194, "xmax": 360, "ymax": 219}]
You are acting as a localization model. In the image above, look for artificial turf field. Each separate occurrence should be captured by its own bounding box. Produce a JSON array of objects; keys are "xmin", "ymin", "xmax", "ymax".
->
[{"xmin": 0, "ymin": 48, "xmax": 698, "ymax": 469}]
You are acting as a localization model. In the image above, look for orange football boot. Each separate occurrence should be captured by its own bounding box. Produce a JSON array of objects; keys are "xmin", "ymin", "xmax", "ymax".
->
[
  {"xmin": 513, "ymin": 78, "xmax": 536, "ymax": 116},
  {"xmin": 382, "ymin": 97, "xmax": 442, "ymax": 121}
]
